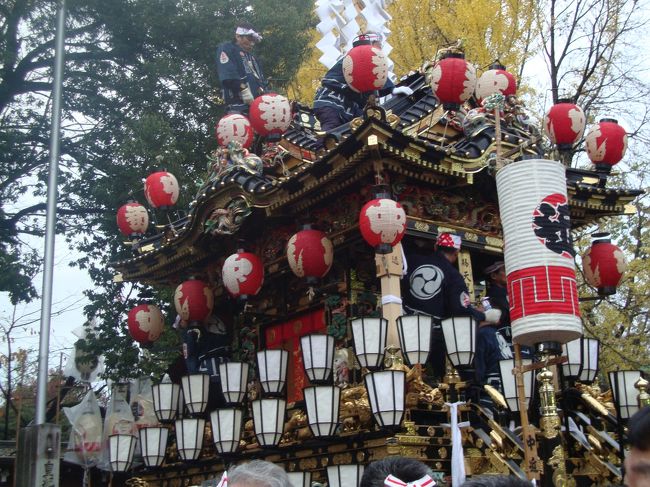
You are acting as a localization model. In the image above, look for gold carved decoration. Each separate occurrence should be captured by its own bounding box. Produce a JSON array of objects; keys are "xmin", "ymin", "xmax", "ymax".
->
[
  {"xmin": 332, "ymin": 453, "xmax": 353, "ymax": 465},
  {"xmin": 549, "ymin": 445, "xmax": 575, "ymax": 487},
  {"xmin": 299, "ymin": 458, "xmax": 318, "ymax": 470},
  {"xmin": 540, "ymin": 415, "xmax": 562, "ymax": 440}
]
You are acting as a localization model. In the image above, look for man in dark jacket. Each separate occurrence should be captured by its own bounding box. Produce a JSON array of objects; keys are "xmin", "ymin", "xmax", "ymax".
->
[
  {"xmin": 403, "ymin": 233, "xmax": 500, "ymax": 380},
  {"xmin": 216, "ymin": 22, "xmax": 268, "ymax": 114},
  {"xmin": 475, "ymin": 261, "xmax": 514, "ymax": 389},
  {"xmin": 313, "ymin": 32, "xmax": 412, "ymax": 132}
]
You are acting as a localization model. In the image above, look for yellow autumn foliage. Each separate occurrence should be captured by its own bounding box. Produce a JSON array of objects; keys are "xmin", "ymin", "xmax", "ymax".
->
[{"xmin": 388, "ymin": 0, "xmax": 537, "ymax": 76}]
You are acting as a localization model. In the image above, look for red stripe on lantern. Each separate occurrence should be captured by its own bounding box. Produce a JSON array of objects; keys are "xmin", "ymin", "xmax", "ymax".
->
[{"xmin": 508, "ymin": 266, "xmax": 581, "ymax": 321}]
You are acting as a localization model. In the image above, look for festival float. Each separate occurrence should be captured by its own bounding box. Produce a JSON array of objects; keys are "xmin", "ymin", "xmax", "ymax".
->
[{"xmin": 101, "ymin": 13, "xmax": 648, "ymax": 487}]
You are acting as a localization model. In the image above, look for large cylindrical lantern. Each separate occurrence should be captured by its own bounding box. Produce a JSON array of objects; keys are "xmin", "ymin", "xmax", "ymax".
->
[
  {"xmin": 249, "ymin": 93, "xmax": 292, "ymax": 137},
  {"xmin": 286, "ymin": 229, "xmax": 334, "ymax": 282},
  {"xmin": 342, "ymin": 45, "xmax": 389, "ymax": 93},
  {"xmin": 429, "ymin": 53, "xmax": 477, "ymax": 110},
  {"xmin": 496, "ymin": 159, "xmax": 582, "ymax": 346},
  {"xmin": 173, "ymin": 279, "xmax": 213, "ymax": 324},
  {"xmin": 359, "ymin": 198, "xmax": 406, "ymax": 254},
  {"xmin": 116, "ymin": 201, "xmax": 149, "ymax": 238},
  {"xmin": 222, "ymin": 252, "xmax": 264, "ymax": 299},
  {"xmin": 582, "ymin": 233, "xmax": 626, "ymax": 296},
  {"xmin": 544, "ymin": 102, "xmax": 586, "ymax": 150},
  {"xmin": 144, "ymin": 170, "xmax": 179, "ymax": 209},
  {"xmin": 585, "ymin": 118, "xmax": 627, "ymax": 173},
  {"xmin": 127, "ymin": 304, "xmax": 164, "ymax": 345},
  {"xmin": 475, "ymin": 62, "xmax": 517, "ymax": 102},
  {"xmin": 216, "ymin": 113, "xmax": 254, "ymax": 149}
]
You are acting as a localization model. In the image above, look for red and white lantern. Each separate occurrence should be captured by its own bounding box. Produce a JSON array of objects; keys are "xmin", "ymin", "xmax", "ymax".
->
[
  {"xmin": 342, "ymin": 45, "xmax": 389, "ymax": 93},
  {"xmin": 127, "ymin": 304, "xmax": 165, "ymax": 345},
  {"xmin": 216, "ymin": 113, "xmax": 254, "ymax": 149},
  {"xmin": 583, "ymin": 233, "xmax": 626, "ymax": 296},
  {"xmin": 144, "ymin": 171, "xmax": 179, "ymax": 209},
  {"xmin": 475, "ymin": 64, "xmax": 517, "ymax": 102},
  {"xmin": 116, "ymin": 202, "xmax": 149, "ymax": 237},
  {"xmin": 359, "ymin": 198, "xmax": 406, "ymax": 254},
  {"xmin": 544, "ymin": 102, "xmax": 586, "ymax": 149},
  {"xmin": 249, "ymin": 94, "xmax": 292, "ymax": 137},
  {"xmin": 585, "ymin": 118, "xmax": 627, "ymax": 173},
  {"xmin": 286, "ymin": 229, "xmax": 333, "ymax": 282},
  {"xmin": 222, "ymin": 252, "xmax": 264, "ymax": 298},
  {"xmin": 496, "ymin": 159, "xmax": 582, "ymax": 346},
  {"xmin": 174, "ymin": 279, "xmax": 213, "ymax": 324},
  {"xmin": 429, "ymin": 54, "xmax": 477, "ymax": 110}
]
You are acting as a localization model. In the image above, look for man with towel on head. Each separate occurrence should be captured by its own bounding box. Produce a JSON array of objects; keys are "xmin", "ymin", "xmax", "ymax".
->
[{"xmin": 216, "ymin": 21, "xmax": 268, "ymax": 114}]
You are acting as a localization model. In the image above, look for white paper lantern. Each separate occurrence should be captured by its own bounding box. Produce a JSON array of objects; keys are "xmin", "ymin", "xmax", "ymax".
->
[{"xmin": 496, "ymin": 159, "xmax": 582, "ymax": 346}]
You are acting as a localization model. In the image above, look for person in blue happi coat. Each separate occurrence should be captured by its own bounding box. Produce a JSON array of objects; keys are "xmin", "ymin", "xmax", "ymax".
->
[
  {"xmin": 216, "ymin": 22, "xmax": 269, "ymax": 114},
  {"xmin": 313, "ymin": 32, "xmax": 413, "ymax": 132}
]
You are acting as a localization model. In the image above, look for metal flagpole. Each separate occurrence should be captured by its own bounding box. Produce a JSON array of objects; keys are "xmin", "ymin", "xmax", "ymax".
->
[
  {"xmin": 16, "ymin": 2, "xmax": 65, "ymax": 486},
  {"xmin": 35, "ymin": 0, "xmax": 66, "ymax": 428}
]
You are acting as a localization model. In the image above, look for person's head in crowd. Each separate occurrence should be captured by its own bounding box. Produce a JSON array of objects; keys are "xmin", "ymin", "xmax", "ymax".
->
[
  {"xmin": 360, "ymin": 457, "xmax": 434, "ymax": 487},
  {"xmin": 435, "ymin": 232, "xmax": 462, "ymax": 263},
  {"xmin": 460, "ymin": 475, "xmax": 534, "ymax": 487},
  {"xmin": 484, "ymin": 260, "xmax": 506, "ymax": 287},
  {"xmin": 625, "ymin": 406, "xmax": 650, "ymax": 487},
  {"xmin": 352, "ymin": 31, "xmax": 383, "ymax": 49},
  {"xmin": 234, "ymin": 21, "xmax": 262, "ymax": 52},
  {"xmin": 227, "ymin": 460, "xmax": 291, "ymax": 487}
]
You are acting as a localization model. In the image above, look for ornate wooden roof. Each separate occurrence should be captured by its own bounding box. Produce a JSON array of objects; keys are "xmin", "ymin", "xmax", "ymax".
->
[{"xmin": 111, "ymin": 73, "xmax": 642, "ymax": 285}]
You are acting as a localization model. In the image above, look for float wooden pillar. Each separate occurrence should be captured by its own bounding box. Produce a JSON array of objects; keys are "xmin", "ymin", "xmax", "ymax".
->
[{"xmin": 375, "ymin": 243, "xmax": 403, "ymax": 353}]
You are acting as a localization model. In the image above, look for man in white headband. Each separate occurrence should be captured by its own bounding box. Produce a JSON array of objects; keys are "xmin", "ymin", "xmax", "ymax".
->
[
  {"xmin": 401, "ymin": 233, "xmax": 500, "ymax": 381},
  {"xmin": 216, "ymin": 21, "xmax": 268, "ymax": 114}
]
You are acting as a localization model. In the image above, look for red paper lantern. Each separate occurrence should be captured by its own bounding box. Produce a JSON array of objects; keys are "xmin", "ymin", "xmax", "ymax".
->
[
  {"xmin": 544, "ymin": 102, "xmax": 585, "ymax": 149},
  {"xmin": 144, "ymin": 171, "xmax": 179, "ymax": 209},
  {"xmin": 475, "ymin": 64, "xmax": 517, "ymax": 102},
  {"xmin": 359, "ymin": 198, "xmax": 406, "ymax": 254},
  {"xmin": 174, "ymin": 279, "xmax": 213, "ymax": 324},
  {"xmin": 216, "ymin": 113, "xmax": 254, "ymax": 149},
  {"xmin": 116, "ymin": 201, "xmax": 149, "ymax": 237},
  {"xmin": 429, "ymin": 54, "xmax": 477, "ymax": 109},
  {"xmin": 342, "ymin": 45, "xmax": 389, "ymax": 93},
  {"xmin": 583, "ymin": 233, "xmax": 626, "ymax": 296},
  {"xmin": 222, "ymin": 252, "xmax": 264, "ymax": 298},
  {"xmin": 286, "ymin": 229, "xmax": 333, "ymax": 281},
  {"xmin": 585, "ymin": 118, "xmax": 627, "ymax": 173},
  {"xmin": 127, "ymin": 304, "xmax": 165, "ymax": 345},
  {"xmin": 249, "ymin": 93, "xmax": 292, "ymax": 136}
]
